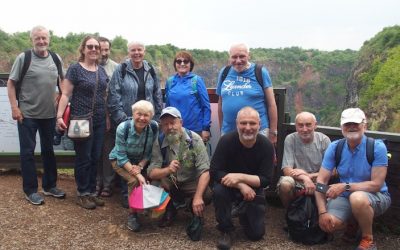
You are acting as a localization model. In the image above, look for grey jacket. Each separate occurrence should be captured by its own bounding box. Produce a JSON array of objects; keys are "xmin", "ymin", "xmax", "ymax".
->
[{"xmin": 107, "ymin": 59, "xmax": 163, "ymax": 127}]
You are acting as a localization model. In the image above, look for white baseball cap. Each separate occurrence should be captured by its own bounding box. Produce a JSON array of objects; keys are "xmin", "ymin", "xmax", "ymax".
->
[
  {"xmin": 160, "ymin": 107, "xmax": 182, "ymax": 119},
  {"xmin": 340, "ymin": 108, "xmax": 366, "ymax": 126}
]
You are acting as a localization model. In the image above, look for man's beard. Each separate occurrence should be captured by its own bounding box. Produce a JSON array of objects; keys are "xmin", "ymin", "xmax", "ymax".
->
[
  {"xmin": 344, "ymin": 131, "xmax": 362, "ymax": 141},
  {"xmin": 165, "ymin": 132, "xmax": 181, "ymax": 144}
]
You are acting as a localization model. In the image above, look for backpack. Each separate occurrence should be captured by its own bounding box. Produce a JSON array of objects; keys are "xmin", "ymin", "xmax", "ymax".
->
[
  {"xmin": 123, "ymin": 119, "xmax": 158, "ymax": 142},
  {"xmin": 219, "ymin": 63, "xmax": 264, "ymax": 89},
  {"xmin": 164, "ymin": 75, "xmax": 200, "ymax": 104},
  {"xmin": 286, "ymin": 195, "xmax": 328, "ymax": 245},
  {"xmin": 16, "ymin": 49, "xmax": 64, "ymax": 100},
  {"xmin": 334, "ymin": 137, "xmax": 376, "ymax": 167},
  {"xmin": 120, "ymin": 61, "xmax": 156, "ymax": 82},
  {"xmin": 158, "ymin": 128, "xmax": 194, "ymax": 167}
]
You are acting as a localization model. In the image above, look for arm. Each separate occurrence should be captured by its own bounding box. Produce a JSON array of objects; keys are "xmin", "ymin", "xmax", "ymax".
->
[
  {"xmin": 264, "ymin": 87, "xmax": 278, "ymax": 143},
  {"xmin": 7, "ymin": 79, "xmax": 23, "ymax": 123},
  {"xmin": 217, "ymin": 96, "xmax": 223, "ymax": 131},
  {"xmin": 107, "ymin": 66, "xmax": 128, "ymax": 125},
  {"xmin": 151, "ymin": 71, "xmax": 163, "ymax": 122},
  {"xmin": 315, "ymin": 167, "xmax": 335, "ymax": 232},
  {"xmin": 192, "ymin": 171, "xmax": 210, "ymax": 217},
  {"xmin": 56, "ymin": 78, "xmax": 74, "ymax": 131},
  {"xmin": 148, "ymin": 159, "xmax": 180, "ymax": 180}
]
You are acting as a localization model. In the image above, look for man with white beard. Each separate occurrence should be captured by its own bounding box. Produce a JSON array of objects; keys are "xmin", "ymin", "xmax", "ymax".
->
[
  {"xmin": 315, "ymin": 108, "xmax": 391, "ymax": 250},
  {"xmin": 277, "ymin": 111, "xmax": 330, "ymax": 208},
  {"xmin": 210, "ymin": 106, "xmax": 274, "ymax": 249}
]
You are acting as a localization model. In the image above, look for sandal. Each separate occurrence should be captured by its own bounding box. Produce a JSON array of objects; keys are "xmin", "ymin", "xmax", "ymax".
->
[{"xmin": 100, "ymin": 189, "xmax": 112, "ymax": 197}]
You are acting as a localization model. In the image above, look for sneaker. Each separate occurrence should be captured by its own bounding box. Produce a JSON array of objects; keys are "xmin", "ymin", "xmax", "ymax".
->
[
  {"xmin": 127, "ymin": 213, "xmax": 141, "ymax": 232},
  {"xmin": 89, "ymin": 196, "xmax": 105, "ymax": 206},
  {"xmin": 76, "ymin": 196, "xmax": 96, "ymax": 209},
  {"xmin": 355, "ymin": 236, "xmax": 377, "ymax": 250},
  {"xmin": 25, "ymin": 193, "xmax": 44, "ymax": 205},
  {"xmin": 217, "ymin": 232, "xmax": 233, "ymax": 250},
  {"xmin": 43, "ymin": 187, "xmax": 66, "ymax": 198}
]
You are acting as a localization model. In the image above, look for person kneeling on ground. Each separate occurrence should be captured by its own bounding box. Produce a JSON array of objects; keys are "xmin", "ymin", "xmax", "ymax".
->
[
  {"xmin": 210, "ymin": 107, "xmax": 274, "ymax": 250},
  {"xmin": 109, "ymin": 100, "xmax": 157, "ymax": 232},
  {"xmin": 147, "ymin": 107, "xmax": 212, "ymax": 241},
  {"xmin": 315, "ymin": 108, "xmax": 391, "ymax": 250}
]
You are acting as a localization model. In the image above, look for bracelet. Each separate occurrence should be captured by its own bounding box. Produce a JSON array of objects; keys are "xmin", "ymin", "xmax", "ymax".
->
[
  {"xmin": 56, "ymin": 117, "xmax": 62, "ymax": 120},
  {"xmin": 319, "ymin": 211, "xmax": 328, "ymax": 216},
  {"xmin": 269, "ymin": 130, "xmax": 278, "ymax": 136}
]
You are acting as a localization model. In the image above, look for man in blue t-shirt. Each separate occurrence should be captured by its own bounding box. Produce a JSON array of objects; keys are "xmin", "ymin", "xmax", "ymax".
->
[
  {"xmin": 216, "ymin": 43, "xmax": 278, "ymax": 143},
  {"xmin": 315, "ymin": 108, "xmax": 391, "ymax": 250}
]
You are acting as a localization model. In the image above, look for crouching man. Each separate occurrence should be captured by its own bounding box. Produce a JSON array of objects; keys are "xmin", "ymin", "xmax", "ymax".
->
[
  {"xmin": 210, "ymin": 107, "xmax": 274, "ymax": 250},
  {"xmin": 315, "ymin": 108, "xmax": 391, "ymax": 250},
  {"xmin": 147, "ymin": 107, "xmax": 212, "ymax": 241}
]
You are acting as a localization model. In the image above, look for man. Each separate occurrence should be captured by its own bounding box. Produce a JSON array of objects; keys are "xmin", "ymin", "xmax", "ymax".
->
[
  {"xmin": 210, "ymin": 106, "xmax": 274, "ymax": 250},
  {"xmin": 217, "ymin": 43, "xmax": 278, "ymax": 143},
  {"xmin": 315, "ymin": 108, "xmax": 391, "ymax": 250},
  {"xmin": 147, "ymin": 107, "xmax": 211, "ymax": 240},
  {"xmin": 7, "ymin": 25, "xmax": 65, "ymax": 205},
  {"xmin": 108, "ymin": 41, "xmax": 162, "ymax": 207},
  {"xmin": 96, "ymin": 37, "xmax": 118, "ymax": 198},
  {"xmin": 278, "ymin": 111, "xmax": 330, "ymax": 208}
]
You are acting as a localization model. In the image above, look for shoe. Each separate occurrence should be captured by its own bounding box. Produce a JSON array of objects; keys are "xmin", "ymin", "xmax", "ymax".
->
[
  {"xmin": 100, "ymin": 188, "xmax": 112, "ymax": 197},
  {"xmin": 76, "ymin": 196, "xmax": 96, "ymax": 209},
  {"xmin": 121, "ymin": 195, "xmax": 129, "ymax": 208},
  {"xmin": 217, "ymin": 232, "xmax": 233, "ymax": 250},
  {"xmin": 43, "ymin": 187, "xmax": 66, "ymax": 198},
  {"xmin": 89, "ymin": 196, "xmax": 105, "ymax": 206},
  {"xmin": 342, "ymin": 222, "xmax": 360, "ymax": 243},
  {"xmin": 25, "ymin": 193, "xmax": 44, "ymax": 205},
  {"xmin": 355, "ymin": 236, "xmax": 377, "ymax": 250},
  {"xmin": 158, "ymin": 206, "xmax": 177, "ymax": 227},
  {"xmin": 127, "ymin": 213, "xmax": 141, "ymax": 232}
]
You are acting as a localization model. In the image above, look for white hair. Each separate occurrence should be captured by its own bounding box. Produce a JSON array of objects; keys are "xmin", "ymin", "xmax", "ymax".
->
[
  {"xmin": 30, "ymin": 25, "xmax": 49, "ymax": 39},
  {"xmin": 127, "ymin": 41, "xmax": 145, "ymax": 52},
  {"xmin": 229, "ymin": 43, "xmax": 250, "ymax": 55}
]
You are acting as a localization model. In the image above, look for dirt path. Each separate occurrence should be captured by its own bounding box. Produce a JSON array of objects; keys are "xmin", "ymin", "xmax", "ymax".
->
[{"xmin": 0, "ymin": 171, "xmax": 399, "ymax": 250}]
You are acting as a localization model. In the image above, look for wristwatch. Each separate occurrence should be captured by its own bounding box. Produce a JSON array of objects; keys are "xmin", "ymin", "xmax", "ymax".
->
[
  {"xmin": 345, "ymin": 182, "xmax": 351, "ymax": 192},
  {"xmin": 269, "ymin": 130, "xmax": 278, "ymax": 136}
]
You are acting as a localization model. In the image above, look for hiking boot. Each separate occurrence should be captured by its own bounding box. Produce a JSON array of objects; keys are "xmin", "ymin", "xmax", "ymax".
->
[
  {"xmin": 342, "ymin": 222, "xmax": 360, "ymax": 243},
  {"xmin": 355, "ymin": 236, "xmax": 377, "ymax": 250},
  {"xmin": 127, "ymin": 213, "xmax": 141, "ymax": 232},
  {"xmin": 43, "ymin": 187, "xmax": 66, "ymax": 198},
  {"xmin": 158, "ymin": 206, "xmax": 177, "ymax": 227},
  {"xmin": 76, "ymin": 196, "xmax": 96, "ymax": 209},
  {"xmin": 217, "ymin": 231, "xmax": 233, "ymax": 250},
  {"xmin": 89, "ymin": 196, "xmax": 105, "ymax": 206},
  {"xmin": 25, "ymin": 193, "xmax": 44, "ymax": 205}
]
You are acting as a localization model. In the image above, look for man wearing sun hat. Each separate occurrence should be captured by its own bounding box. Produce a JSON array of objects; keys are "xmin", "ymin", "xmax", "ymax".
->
[
  {"xmin": 148, "ymin": 107, "xmax": 212, "ymax": 240},
  {"xmin": 315, "ymin": 108, "xmax": 391, "ymax": 250}
]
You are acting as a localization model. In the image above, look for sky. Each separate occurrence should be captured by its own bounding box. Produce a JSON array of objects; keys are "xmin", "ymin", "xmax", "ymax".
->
[{"xmin": 1, "ymin": 0, "xmax": 399, "ymax": 52}]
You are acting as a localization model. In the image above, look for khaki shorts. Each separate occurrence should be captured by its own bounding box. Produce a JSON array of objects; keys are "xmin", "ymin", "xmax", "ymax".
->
[
  {"xmin": 276, "ymin": 176, "xmax": 304, "ymax": 195},
  {"xmin": 110, "ymin": 160, "xmax": 139, "ymax": 196}
]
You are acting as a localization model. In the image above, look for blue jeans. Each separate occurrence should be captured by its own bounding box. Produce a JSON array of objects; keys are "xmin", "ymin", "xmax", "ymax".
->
[
  {"xmin": 73, "ymin": 121, "xmax": 105, "ymax": 196},
  {"xmin": 17, "ymin": 118, "xmax": 57, "ymax": 195}
]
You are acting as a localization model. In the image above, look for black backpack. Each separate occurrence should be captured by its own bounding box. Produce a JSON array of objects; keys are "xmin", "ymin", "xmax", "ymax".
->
[
  {"xmin": 286, "ymin": 195, "xmax": 328, "ymax": 245},
  {"xmin": 219, "ymin": 63, "xmax": 264, "ymax": 88},
  {"xmin": 16, "ymin": 49, "xmax": 64, "ymax": 100}
]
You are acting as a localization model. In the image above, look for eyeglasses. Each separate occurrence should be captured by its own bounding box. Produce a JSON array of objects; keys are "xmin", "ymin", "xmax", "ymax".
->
[
  {"xmin": 86, "ymin": 44, "xmax": 100, "ymax": 50},
  {"xmin": 175, "ymin": 59, "xmax": 190, "ymax": 65}
]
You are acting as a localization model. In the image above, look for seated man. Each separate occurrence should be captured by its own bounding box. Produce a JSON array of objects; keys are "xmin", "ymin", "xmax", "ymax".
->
[
  {"xmin": 147, "ymin": 107, "xmax": 212, "ymax": 240},
  {"xmin": 210, "ymin": 107, "xmax": 274, "ymax": 250},
  {"xmin": 278, "ymin": 111, "xmax": 331, "ymax": 208},
  {"xmin": 315, "ymin": 108, "xmax": 391, "ymax": 250}
]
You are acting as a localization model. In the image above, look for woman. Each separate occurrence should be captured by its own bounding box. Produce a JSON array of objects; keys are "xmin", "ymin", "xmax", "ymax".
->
[
  {"xmin": 56, "ymin": 36, "xmax": 108, "ymax": 209},
  {"xmin": 164, "ymin": 51, "xmax": 211, "ymax": 143},
  {"xmin": 109, "ymin": 100, "xmax": 158, "ymax": 232}
]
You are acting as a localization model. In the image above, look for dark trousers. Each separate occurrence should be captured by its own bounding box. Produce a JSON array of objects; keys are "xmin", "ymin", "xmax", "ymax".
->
[
  {"xmin": 73, "ymin": 121, "xmax": 105, "ymax": 196},
  {"xmin": 96, "ymin": 130, "xmax": 116, "ymax": 190},
  {"xmin": 213, "ymin": 183, "xmax": 266, "ymax": 240},
  {"xmin": 18, "ymin": 118, "xmax": 57, "ymax": 195}
]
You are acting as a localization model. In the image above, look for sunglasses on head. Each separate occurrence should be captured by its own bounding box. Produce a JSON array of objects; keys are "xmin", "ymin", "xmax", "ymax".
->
[
  {"xmin": 175, "ymin": 59, "xmax": 190, "ymax": 65},
  {"xmin": 86, "ymin": 44, "xmax": 100, "ymax": 50}
]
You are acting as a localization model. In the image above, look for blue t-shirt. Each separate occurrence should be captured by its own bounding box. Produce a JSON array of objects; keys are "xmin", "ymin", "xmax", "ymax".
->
[
  {"xmin": 216, "ymin": 63, "xmax": 272, "ymax": 134},
  {"xmin": 322, "ymin": 135, "xmax": 389, "ymax": 195}
]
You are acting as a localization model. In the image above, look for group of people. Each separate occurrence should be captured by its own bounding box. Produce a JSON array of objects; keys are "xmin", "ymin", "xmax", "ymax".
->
[{"xmin": 6, "ymin": 25, "xmax": 390, "ymax": 250}]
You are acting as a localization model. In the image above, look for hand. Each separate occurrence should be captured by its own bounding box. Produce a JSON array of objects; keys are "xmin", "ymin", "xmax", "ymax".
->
[
  {"xmin": 128, "ymin": 165, "xmax": 141, "ymax": 176},
  {"xmin": 11, "ymin": 106, "xmax": 23, "ymax": 123},
  {"xmin": 289, "ymin": 168, "xmax": 308, "ymax": 178},
  {"xmin": 268, "ymin": 133, "xmax": 277, "ymax": 144},
  {"xmin": 303, "ymin": 179, "xmax": 316, "ymax": 195},
  {"xmin": 192, "ymin": 196, "xmax": 205, "ymax": 217},
  {"xmin": 168, "ymin": 160, "xmax": 181, "ymax": 174},
  {"xmin": 201, "ymin": 131, "xmax": 210, "ymax": 142},
  {"xmin": 57, "ymin": 118, "xmax": 67, "ymax": 131},
  {"xmin": 238, "ymin": 183, "xmax": 256, "ymax": 201},
  {"xmin": 326, "ymin": 183, "xmax": 345, "ymax": 199},
  {"xmin": 136, "ymin": 174, "xmax": 147, "ymax": 185},
  {"xmin": 221, "ymin": 173, "xmax": 242, "ymax": 187},
  {"xmin": 319, "ymin": 213, "xmax": 336, "ymax": 233}
]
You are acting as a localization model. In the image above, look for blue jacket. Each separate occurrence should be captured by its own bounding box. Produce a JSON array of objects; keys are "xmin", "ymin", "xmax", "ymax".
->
[
  {"xmin": 107, "ymin": 59, "xmax": 163, "ymax": 126},
  {"xmin": 165, "ymin": 72, "xmax": 211, "ymax": 132}
]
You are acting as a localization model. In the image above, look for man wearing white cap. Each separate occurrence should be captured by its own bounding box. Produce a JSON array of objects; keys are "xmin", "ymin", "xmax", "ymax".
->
[
  {"xmin": 315, "ymin": 108, "xmax": 390, "ymax": 250},
  {"xmin": 148, "ymin": 107, "xmax": 211, "ymax": 240}
]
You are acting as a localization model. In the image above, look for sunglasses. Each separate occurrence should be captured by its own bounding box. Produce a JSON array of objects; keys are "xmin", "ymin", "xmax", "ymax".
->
[
  {"xmin": 86, "ymin": 44, "xmax": 100, "ymax": 50},
  {"xmin": 175, "ymin": 59, "xmax": 190, "ymax": 65}
]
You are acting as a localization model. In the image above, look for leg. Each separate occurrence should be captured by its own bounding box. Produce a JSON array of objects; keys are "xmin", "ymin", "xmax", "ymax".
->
[
  {"xmin": 241, "ymin": 188, "xmax": 266, "ymax": 241},
  {"xmin": 17, "ymin": 118, "xmax": 39, "ymax": 195},
  {"xmin": 38, "ymin": 118, "xmax": 57, "ymax": 191},
  {"xmin": 101, "ymin": 131, "xmax": 116, "ymax": 195},
  {"xmin": 73, "ymin": 137, "xmax": 94, "ymax": 196},
  {"xmin": 277, "ymin": 176, "xmax": 296, "ymax": 208},
  {"xmin": 213, "ymin": 183, "xmax": 235, "ymax": 233},
  {"xmin": 89, "ymin": 122, "xmax": 106, "ymax": 195},
  {"xmin": 349, "ymin": 191, "xmax": 374, "ymax": 238}
]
